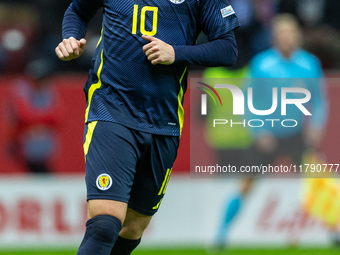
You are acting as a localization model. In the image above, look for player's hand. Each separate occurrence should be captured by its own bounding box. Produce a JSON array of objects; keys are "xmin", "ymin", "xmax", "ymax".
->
[
  {"xmin": 142, "ymin": 35, "xmax": 175, "ymax": 65},
  {"xmin": 55, "ymin": 37, "xmax": 86, "ymax": 61}
]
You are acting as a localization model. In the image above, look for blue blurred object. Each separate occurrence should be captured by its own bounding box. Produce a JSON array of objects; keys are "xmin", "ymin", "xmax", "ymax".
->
[{"xmin": 216, "ymin": 193, "xmax": 243, "ymax": 246}]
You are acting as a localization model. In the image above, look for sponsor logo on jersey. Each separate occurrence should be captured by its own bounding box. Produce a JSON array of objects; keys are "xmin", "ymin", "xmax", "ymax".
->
[
  {"xmin": 221, "ymin": 5, "xmax": 235, "ymax": 18},
  {"xmin": 169, "ymin": 0, "xmax": 185, "ymax": 4},
  {"xmin": 96, "ymin": 174, "xmax": 113, "ymax": 190}
]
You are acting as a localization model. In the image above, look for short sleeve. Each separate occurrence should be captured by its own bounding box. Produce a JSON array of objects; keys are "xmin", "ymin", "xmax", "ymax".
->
[{"xmin": 200, "ymin": 0, "xmax": 240, "ymax": 40}]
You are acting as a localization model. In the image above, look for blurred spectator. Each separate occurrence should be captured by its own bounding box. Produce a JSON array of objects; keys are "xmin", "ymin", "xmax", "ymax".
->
[
  {"xmin": 248, "ymin": 14, "xmax": 327, "ymax": 180},
  {"xmin": 0, "ymin": 3, "xmax": 39, "ymax": 72},
  {"xmin": 309, "ymin": 0, "xmax": 340, "ymax": 69},
  {"xmin": 323, "ymin": 0, "xmax": 340, "ymax": 30},
  {"xmin": 202, "ymin": 66, "xmax": 254, "ymax": 171},
  {"xmin": 278, "ymin": 0, "xmax": 298, "ymax": 17},
  {"xmin": 214, "ymin": 13, "xmax": 328, "ymax": 250},
  {"xmin": 0, "ymin": 1, "xmax": 102, "ymax": 73},
  {"xmin": 278, "ymin": 0, "xmax": 325, "ymax": 26},
  {"xmin": 197, "ymin": 0, "xmax": 277, "ymax": 69},
  {"xmin": 4, "ymin": 59, "xmax": 63, "ymax": 173},
  {"xmin": 277, "ymin": 0, "xmax": 340, "ymax": 69},
  {"xmin": 202, "ymin": 66, "xmax": 256, "ymax": 251},
  {"xmin": 2, "ymin": 0, "xmax": 340, "ymax": 72},
  {"xmin": 230, "ymin": 0, "xmax": 276, "ymax": 68}
]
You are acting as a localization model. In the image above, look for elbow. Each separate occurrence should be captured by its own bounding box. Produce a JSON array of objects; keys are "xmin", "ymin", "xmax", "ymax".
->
[
  {"xmin": 228, "ymin": 48, "xmax": 238, "ymax": 66},
  {"xmin": 218, "ymin": 31, "xmax": 238, "ymax": 67},
  {"xmin": 224, "ymin": 47, "xmax": 238, "ymax": 67},
  {"xmin": 214, "ymin": 43, "xmax": 238, "ymax": 67},
  {"xmin": 208, "ymin": 48, "xmax": 238, "ymax": 67}
]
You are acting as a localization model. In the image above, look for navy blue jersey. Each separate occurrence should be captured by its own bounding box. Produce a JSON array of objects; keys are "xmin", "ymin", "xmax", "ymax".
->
[{"xmin": 83, "ymin": 0, "xmax": 240, "ymax": 136}]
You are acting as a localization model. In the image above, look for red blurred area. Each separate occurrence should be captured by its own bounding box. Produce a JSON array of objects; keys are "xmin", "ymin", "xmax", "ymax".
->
[
  {"xmin": 0, "ymin": 4, "xmax": 40, "ymax": 72},
  {"xmin": 0, "ymin": 74, "xmax": 190, "ymax": 175},
  {"xmin": 2, "ymin": 72, "xmax": 340, "ymax": 175}
]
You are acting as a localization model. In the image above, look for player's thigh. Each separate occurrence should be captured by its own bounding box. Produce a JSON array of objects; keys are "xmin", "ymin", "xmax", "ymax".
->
[
  {"xmin": 128, "ymin": 135, "xmax": 180, "ymax": 216},
  {"xmin": 84, "ymin": 121, "xmax": 141, "ymax": 218},
  {"xmin": 120, "ymin": 208, "xmax": 152, "ymax": 239}
]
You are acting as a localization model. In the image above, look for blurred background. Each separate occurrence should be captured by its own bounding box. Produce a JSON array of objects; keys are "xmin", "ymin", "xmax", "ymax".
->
[{"xmin": 0, "ymin": 0, "xmax": 340, "ymax": 254}]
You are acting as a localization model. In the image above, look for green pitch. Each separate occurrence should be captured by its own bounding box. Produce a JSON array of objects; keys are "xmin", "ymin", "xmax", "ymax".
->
[{"xmin": 0, "ymin": 248, "xmax": 338, "ymax": 255}]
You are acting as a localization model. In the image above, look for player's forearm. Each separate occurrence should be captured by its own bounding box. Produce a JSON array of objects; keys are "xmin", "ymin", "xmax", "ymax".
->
[
  {"xmin": 62, "ymin": 0, "xmax": 102, "ymax": 40},
  {"xmin": 62, "ymin": 4, "xmax": 88, "ymax": 40},
  {"xmin": 173, "ymin": 31, "xmax": 238, "ymax": 67}
]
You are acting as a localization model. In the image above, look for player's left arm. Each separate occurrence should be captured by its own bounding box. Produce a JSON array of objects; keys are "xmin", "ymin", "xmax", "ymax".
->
[
  {"xmin": 143, "ymin": 0, "xmax": 239, "ymax": 66},
  {"xmin": 172, "ymin": 31, "xmax": 238, "ymax": 67},
  {"xmin": 142, "ymin": 31, "xmax": 237, "ymax": 67}
]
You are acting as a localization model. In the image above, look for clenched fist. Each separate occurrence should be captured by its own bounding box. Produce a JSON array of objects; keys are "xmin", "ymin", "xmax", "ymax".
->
[{"xmin": 55, "ymin": 37, "xmax": 86, "ymax": 61}]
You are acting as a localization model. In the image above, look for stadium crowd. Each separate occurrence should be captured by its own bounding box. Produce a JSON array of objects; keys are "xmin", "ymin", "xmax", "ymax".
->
[{"xmin": 0, "ymin": 0, "xmax": 340, "ymax": 73}]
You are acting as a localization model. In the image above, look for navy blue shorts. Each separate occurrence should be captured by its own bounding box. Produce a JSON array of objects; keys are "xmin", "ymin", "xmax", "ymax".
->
[{"xmin": 83, "ymin": 121, "xmax": 180, "ymax": 216}]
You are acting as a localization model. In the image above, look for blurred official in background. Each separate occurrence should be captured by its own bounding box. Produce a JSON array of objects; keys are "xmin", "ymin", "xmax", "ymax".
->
[{"xmin": 215, "ymin": 13, "xmax": 328, "ymax": 250}]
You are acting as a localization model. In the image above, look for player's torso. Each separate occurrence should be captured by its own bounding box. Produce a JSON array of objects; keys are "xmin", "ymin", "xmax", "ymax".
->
[
  {"xmin": 85, "ymin": 0, "xmax": 201, "ymax": 135},
  {"xmin": 102, "ymin": 0, "xmax": 200, "ymax": 47}
]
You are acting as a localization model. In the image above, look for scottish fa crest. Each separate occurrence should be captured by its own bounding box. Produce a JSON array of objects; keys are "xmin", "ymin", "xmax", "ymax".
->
[
  {"xmin": 170, "ymin": 0, "xmax": 185, "ymax": 4},
  {"xmin": 96, "ymin": 173, "xmax": 113, "ymax": 190}
]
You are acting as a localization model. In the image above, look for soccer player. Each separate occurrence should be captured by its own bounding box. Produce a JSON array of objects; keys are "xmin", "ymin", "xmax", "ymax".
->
[{"xmin": 55, "ymin": 0, "xmax": 240, "ymax": 254}]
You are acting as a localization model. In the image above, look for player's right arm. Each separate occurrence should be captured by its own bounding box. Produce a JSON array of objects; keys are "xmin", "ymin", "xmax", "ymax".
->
[{"xmin": 55, "ymin": 0, "xmax": 103, "ymax": 61}]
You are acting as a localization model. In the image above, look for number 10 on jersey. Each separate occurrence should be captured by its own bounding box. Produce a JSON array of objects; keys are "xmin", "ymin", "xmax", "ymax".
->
[{"xmin": 132, "ymin": 5, "xmax": 158, "ymax": 36}]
